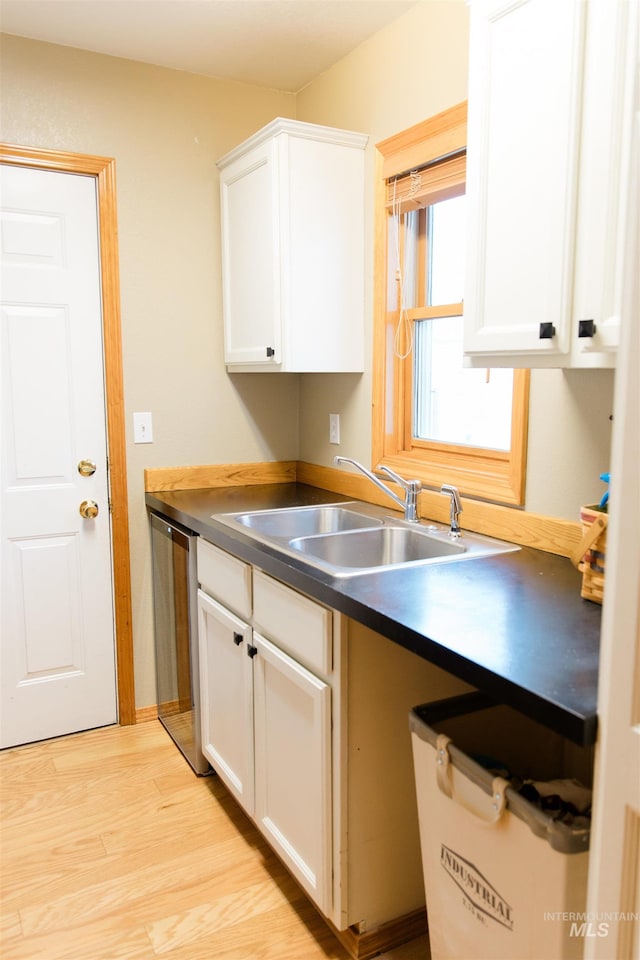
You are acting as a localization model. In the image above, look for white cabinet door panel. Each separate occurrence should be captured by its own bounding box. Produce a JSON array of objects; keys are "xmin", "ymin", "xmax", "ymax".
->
[
  {"xmin": 464, "ymin": 0, "xmax": 585, "ymax": 360},
  {"xmin": 571, "ymin": 0, "xmax": 638, "ymax": 363},
  {"xmin": 220, "ymin": 138, "xmax": 280, "ymax": 365},
  {"xmin": 198, "ymin": 590, "xmax": 254, "ymax": 815},
  {"xmin": 253, "ymin": 631, "xmax": 332, "ymax": 915}
]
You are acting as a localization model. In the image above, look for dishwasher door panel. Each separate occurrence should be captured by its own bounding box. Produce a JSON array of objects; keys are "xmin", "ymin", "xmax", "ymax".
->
[{"xmin": 150, "ymin": 513, "xmax": 209, "ymax": 775}]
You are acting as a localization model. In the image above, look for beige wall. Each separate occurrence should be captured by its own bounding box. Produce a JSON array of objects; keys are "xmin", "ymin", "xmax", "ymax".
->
[
  {"xmin": 0, "ymin": 33, "xmax": 299, "ymax": 708},
  {"xmin": 296, "ymin": 0, "xmax": 471, "ymax": 474},
  {"xmin": 0, "ymin": 2, "xmax": 614, "ymax": 709}
]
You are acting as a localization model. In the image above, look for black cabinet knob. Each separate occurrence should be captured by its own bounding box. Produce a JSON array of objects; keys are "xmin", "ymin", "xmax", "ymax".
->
[
  {"xmin": 539, "ymin": 322, "xmax": 556, "ymax": 340},
  {"xmin": 247, "ymin": 644, "xmax": 258, "ymax": 658},
  {"xmin": 578, "ymin": 319, "xmax": 597, "ymax": 338},
  {"xmin": 233, "ymin": 632, "xmax": 243, "ymax": 646},
  {"xmin": 266, "ymin": 346, "xmax": 275, "ymax": 358}
]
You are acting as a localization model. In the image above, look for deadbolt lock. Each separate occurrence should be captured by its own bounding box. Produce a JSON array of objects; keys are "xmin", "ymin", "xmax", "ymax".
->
[
  {"xmin": 79, "ymin": 499, "xmax": 99, "ymax": 519},
  {"xmin": 78, "ymin": 459, "xmax": 97, "ymax": 477}
]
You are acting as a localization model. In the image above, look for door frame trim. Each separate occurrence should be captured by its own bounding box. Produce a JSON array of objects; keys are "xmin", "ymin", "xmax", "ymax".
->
[{"xmin": 1, "ymin": 142, "xmax": 136, "ymax": 725}]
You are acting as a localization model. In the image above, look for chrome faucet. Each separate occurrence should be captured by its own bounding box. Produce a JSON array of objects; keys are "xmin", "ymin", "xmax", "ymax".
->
[
  {"xmin": 334, "ymin": 456, "xmax": 421, "ymax": 522},
  {"xmin": 441, "ymin": 484, "xmax": 463, "ymax": 538}
]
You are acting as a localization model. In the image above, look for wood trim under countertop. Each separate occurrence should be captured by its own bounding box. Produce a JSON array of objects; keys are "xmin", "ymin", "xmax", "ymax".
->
[
  {"xmin": 144, "ymin": 459, "xmax": 583, "ymax": 559},
  {"xmin": 144, "ymin": 460, "xmax": 297, "ymax": 491}
]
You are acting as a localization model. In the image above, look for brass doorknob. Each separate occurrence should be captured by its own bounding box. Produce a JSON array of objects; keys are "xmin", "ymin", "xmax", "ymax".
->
[
  {"xmin": 78, "ymin": 459, "xmax": 97, "ymax": 477},
  {"xmin": 79, "ymin": 499, "xmax": 99, "ymax": 519}
]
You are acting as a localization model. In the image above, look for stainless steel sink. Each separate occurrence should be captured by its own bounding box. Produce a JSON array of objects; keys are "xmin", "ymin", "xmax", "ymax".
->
[
  {"xmin": 233, "ymin": 504, "xmax": 383, "ymax": 539},
  {"xmin": 289, "ymin": 525, "xmax": 466, "ymax": 568},
  {"xmin": 213, "ymin": 502, "xmax": 519, "ymax": 576}
]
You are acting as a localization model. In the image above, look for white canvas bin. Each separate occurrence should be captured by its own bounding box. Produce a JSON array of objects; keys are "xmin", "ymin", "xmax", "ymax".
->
[{"xmin": 410, "ymin": 692, "xmax": 592, "ymax": 960}]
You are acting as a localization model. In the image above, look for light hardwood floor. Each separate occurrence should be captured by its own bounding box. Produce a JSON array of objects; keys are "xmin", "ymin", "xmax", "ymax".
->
[{"xmin": 1, "ymin": 721, "xmax": 430, "ymax": 960}]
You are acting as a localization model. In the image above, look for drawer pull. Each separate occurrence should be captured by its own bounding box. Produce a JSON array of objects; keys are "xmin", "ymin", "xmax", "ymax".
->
[
  {"xmin": 233, "ymin": 632, "xmax": 244, "ymax": 646},
  {"xmin": 578, "ymin": 319, "xmax": 597, "ymax": 338},
  {"xmin": 539, "ymin": 322, "xmax": 556, "ymax": 340}
]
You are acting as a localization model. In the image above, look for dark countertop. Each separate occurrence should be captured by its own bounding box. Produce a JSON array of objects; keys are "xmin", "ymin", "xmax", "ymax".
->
[{"xmin": 146, "ymin": 483, "xmax": 601, "ymax": 746}]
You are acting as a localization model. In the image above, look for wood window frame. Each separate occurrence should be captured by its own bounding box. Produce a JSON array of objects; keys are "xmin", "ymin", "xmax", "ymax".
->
[{"xmin": 372, "ymin": 102, "xmax": 530, "ymax": 506}]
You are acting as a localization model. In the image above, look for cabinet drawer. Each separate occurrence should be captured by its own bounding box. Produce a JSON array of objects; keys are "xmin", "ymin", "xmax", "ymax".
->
[
  {"xmin": 253, "ymin": 569, "xmax": 332, "ymax": 676},
  {"xmin": 197, "ymin": 538, "xmax": 251, "ymax": 618}
]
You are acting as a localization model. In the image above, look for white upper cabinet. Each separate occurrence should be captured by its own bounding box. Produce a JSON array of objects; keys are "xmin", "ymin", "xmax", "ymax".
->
[
  {"xmin": 217, "ymin": 118, "xmax": 368, "ymax": 372},
  {"xmin": 464, "ymin": 0, "xmax": 638, "ymax": 368}
]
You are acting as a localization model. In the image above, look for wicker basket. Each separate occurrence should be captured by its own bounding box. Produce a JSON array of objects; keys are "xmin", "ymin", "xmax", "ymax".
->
[{"xmin": 571, "ymin": 504, "xmax": 608, "ymax": 604}]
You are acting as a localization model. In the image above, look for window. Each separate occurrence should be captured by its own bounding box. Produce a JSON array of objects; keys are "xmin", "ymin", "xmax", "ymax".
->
[{"xmin": 373, "ymin": 102, "xmax": 529, "ymax": 505}]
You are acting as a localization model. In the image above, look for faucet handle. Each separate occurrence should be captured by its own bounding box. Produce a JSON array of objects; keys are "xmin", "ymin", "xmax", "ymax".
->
[{"xmin": 376, "ymin": 464, "xmax": 421, "ymax": 492}]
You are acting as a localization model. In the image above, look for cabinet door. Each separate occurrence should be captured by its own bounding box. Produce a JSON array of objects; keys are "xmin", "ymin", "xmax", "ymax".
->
[
  {"xmin": 464, "ymin": 0, "xmax": 586, "ymax": 364},
  {"xmin": 219, "ymin": 138, "xmax": 281, "ymax": 366},
  {"xmin": 197, "ymin": 590, "xmax": 254, "ymax": 815},
  {"xmin": 252, "ymin": 631, "xmax": 332, "ymax": 915},
  {"xmin": 284, "ymin": 135, "xmax": 366, "ymax": 373},
  {"xmin": 570, "ymin": 0, "xmax": 638, "ymax": 365}
]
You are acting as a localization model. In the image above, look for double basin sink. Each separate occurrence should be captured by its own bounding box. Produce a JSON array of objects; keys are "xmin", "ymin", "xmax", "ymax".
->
[{"xmin": 213, "ymin": 502, "xmax": 519, "ymax": 577}]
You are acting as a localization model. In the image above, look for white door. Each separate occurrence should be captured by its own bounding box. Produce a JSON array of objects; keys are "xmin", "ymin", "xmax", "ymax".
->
[
  {"xmin": 0, "ymin": 163, "xmax": 117, "ymax": 748},
  {"xmin": 585, "ymin": 103, "xmax": 640, "ymax": 960}
]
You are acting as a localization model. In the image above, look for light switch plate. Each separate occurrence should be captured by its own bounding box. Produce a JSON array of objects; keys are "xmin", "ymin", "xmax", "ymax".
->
[
  {"xmin": 133, "ymin": 412, "xmax": 153, "ymax": 444},
  {"xmin": 329, "ymin": 413, "xmax": 340, "ymax": 444}
]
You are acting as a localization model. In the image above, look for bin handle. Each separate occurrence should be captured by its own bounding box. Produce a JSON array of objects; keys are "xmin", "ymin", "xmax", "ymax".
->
[
  {"xmin": 435, "ymin": 734, "xmax": 509, "ymax": 824},
  {"xmin": 570, "ymin": 513, "xmax": 608, "ymax": 568}
]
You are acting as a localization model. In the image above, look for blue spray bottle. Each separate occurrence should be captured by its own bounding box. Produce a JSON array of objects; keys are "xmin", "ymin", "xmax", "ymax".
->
[{"xmin": 599, "ymin": 473, "xmax": 610, "ymax": 509}]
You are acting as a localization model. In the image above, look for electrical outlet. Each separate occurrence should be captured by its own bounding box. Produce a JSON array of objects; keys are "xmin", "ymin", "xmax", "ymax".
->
[
  {"xmin": 329, "ymin": 413, "xmax": 340, "ymax": 445},
  {"xmin": 133, "ymin": 412, "xmax": 153, "ymax": 444}
]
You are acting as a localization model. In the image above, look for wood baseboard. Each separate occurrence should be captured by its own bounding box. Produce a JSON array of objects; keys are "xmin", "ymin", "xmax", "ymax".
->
[
  {"xmin": 135, "ymin": 705, "xmax": 158, "ymax": 723},
  {"xmin": 329, "ymin": 909, "xmax": 428, "ymax": 960}
]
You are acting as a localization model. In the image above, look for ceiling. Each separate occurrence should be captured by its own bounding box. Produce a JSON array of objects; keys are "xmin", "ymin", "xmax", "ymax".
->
[{"xmin": 0, "ymin": 0, "xmax": 419, "ymax": 93}]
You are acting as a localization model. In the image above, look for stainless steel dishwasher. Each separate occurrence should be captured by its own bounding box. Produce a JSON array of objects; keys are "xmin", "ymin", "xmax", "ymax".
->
[{"xmin": 149, "ymin": 512, "xmax": 209, "ymax": 774}]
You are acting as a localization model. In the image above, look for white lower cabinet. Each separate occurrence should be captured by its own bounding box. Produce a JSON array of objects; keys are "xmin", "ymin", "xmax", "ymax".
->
[
  {"xmin": 196, "ymin": 536, "xmax": 470, "ymax": 939},
  {"xmin": 197, "ymin": 539, "xmax": 335, "ymax": 917}
]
